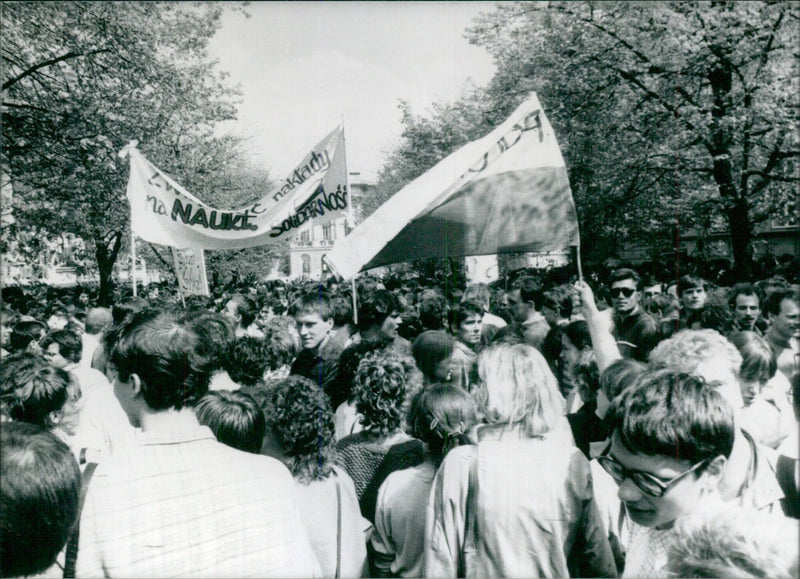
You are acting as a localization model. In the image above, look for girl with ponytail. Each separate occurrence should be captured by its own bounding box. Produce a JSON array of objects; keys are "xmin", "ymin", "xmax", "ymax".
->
[{"xmin": 370, "ymin": 384, "xmax": 477, "ymax": 577}]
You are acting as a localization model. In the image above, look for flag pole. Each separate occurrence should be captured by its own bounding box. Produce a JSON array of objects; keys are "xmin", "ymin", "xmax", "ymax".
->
[
  {"xmin": 341, "ymin": 115, "xmax": 358, "ymax": 326},
  {"xmin": 130, "ymin": 230, "xmax": 138, "ymax": 296}
]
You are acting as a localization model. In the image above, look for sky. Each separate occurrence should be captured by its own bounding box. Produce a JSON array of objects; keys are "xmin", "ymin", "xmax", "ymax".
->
[{"xmin": 207, "ymin": 1, "xmax": 497, "ymax": 182}]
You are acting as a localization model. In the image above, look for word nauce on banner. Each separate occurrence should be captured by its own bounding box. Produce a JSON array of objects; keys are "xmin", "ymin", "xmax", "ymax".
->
[{"xmin": 121, "ymin": 126, "xmax": 349, "ymax": 251}]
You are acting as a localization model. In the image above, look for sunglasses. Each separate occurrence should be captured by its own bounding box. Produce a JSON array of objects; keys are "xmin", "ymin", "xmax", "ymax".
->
[
  {"xmin": 597, "ymin": 453, "xmax": 709, "ymax": 498},
  {"xmin": 610, "ymin": 287, "xmax": 636, "ymax": 298}
]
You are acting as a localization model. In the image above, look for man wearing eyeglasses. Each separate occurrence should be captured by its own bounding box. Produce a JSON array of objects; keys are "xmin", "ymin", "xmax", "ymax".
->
[
  {"xmin": 600, "ymin": 369, "xmax": 734, "ymax": 577},
  {"xmin": 607, "ymin": 268, "xmax": 658, "ymax": 362}
]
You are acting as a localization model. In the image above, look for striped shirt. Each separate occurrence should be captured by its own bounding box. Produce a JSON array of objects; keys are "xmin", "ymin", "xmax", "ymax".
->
[{"xmin": 76, "ymin": 419, "xmax": 320, "ymax": 578}]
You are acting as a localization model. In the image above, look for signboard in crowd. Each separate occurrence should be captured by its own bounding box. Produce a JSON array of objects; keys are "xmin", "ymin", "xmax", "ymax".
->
[{"xmin": 171, "ymin": 247, "xmax": 209, "ymax": 296}]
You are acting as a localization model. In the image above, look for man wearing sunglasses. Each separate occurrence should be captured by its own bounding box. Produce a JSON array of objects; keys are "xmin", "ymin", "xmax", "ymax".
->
[
  {"xmin": 608, "ymin": 268, "xmax": 658, "ymax": 362},
  {"xmin": 600, "ymin": 369, "xmax": 734, "ymax": 577}
]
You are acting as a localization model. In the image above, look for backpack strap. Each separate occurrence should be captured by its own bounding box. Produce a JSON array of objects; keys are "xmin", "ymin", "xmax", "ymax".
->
[{"xmin": 63, "ymin": 461, "xmax": 99, "ymax": 578}]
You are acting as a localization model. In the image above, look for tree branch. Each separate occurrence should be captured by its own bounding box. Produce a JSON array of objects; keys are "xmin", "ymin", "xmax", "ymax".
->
[{"xmin": 3, "ymin": 48, "xmax": 110, "ymax": 91}]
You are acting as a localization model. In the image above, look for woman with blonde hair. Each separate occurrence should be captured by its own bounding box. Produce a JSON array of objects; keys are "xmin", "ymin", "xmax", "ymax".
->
[{"xmin": 424, "ymin": 342, "xmax": 616, "ymax": 578}]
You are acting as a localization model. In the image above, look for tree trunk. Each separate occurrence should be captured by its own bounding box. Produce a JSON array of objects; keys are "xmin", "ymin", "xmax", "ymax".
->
[
  {"xmin": 725, "ymin": 198, "xmax": 753, "ymax": 279},
  {"xmin": 95, "ymin": 231, "xmax": 122, "ymax": 306}
]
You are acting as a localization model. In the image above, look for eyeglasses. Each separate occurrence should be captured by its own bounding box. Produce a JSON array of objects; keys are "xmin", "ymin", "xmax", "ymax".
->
[
  {"xmin": 597, "ymin": 453, "xmax": 709, "ymax": 498},
  {"xmin": 610, "ymin": 287, "xmax": 636, "ymax": 298}
]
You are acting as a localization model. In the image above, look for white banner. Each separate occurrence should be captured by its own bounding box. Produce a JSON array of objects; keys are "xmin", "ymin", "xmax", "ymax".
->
[
  {"xmin": 122, "ymin": 127, "xmax": 348, "ymax": 250},
  {"xmin": 171, "ymin": 247, "xmax": 209, "ymax": 296}
]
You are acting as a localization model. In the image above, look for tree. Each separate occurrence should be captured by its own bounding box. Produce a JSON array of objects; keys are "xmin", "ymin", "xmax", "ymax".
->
[
  {"xmin": 2, "ymin": 2, "xmax": 247, "ymax": 303},
  {"xmin": 466, "ymin": 1, "xmax": 799, "ymax": 276}
]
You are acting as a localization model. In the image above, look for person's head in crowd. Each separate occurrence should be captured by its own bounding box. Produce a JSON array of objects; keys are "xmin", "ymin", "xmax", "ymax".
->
[
  {"xmin": 697, "ymin": 303, "xmax": 736, "ymax": 335},
  {"xmin": 353, "ymin": 349, "xmax": 410, "ymax": 437},
  {"xmin": 447, "ymin": 300, "xmax": 483, "ymax": 350},
  {"xmin": 226, "ymin": 337, "xmax": 269, "ymax": 388},
  {"xmin": 84, "ymin": 307, "xmax": 112, "ymax": 336},
  {"xmin": 596, "ymin": 358, "xmax": 646, "ymax": 419},
  {"xmin": 505, "ymin": 281, "xmax": 541, "ymax": 325},
  {"xmin": 224, "ymin": 292, "xmax": 258, "ymax": 333},
  {"xmin": 665, "ymin": 505, "xmax": 799, "ymax": 578},
  {"xmin": 40, "ymin": 329, "xmax": 82, "ymax": 369},
  {"xmin": 8, "ymin": 319, "xmax": 47, "ymax": 354},
  {"xmin": 678, "ymin": 275, "xmax": 708, "ymax": 313},
  {"xmin": 602, "ymin": 369, "xmax": 734, "ymax": 530},
  {"xmin": 260, "ymin": 375, "xmax": 336, "ymax": 483},
  {"xmin": 406, "ymin": 384, "xmax": 477, "ymax": 466},
  {"xmin": 649, "ymin": 329, "xmax": 744, "ymax": 414},
  {"xmin": 330, "ymin": 294, "xmax": 353, "ymax": 330},
  {"xmin": 0, "ymin": 352, "xmax": 81, "ymax": 437},
  {"xmin": 357, "ymin": 289, "xmax": 403, "ymax": 341},
  {"xmin": 418, "ymin": 290, "xmax": 446, "ymax": 330},
  {"xmin": 641, "ymin": 275, "xmax": 664, "ymax": 308},
  {"xmin": 260, "ymin": 328, "xmax": 298, "ymax": 381},
  {"xmin": 573, "ymin": 349, "xmax": 600, "ymax": 406},
  {"xmin": 412, "ymin": 330, "xmax": 456, "ymax": 384},
  {"xmin": 291, "ymin": 291, "xmax": 334, "ymax": 351},
  {"xmin": 764, "ymin": 287, "xmax": 800, "ymax": 343},
  {"xmin": 540, "ymin": 286, "xmax": 573, "ymax": 327},
  {"xmin": 74, "ymin": 288, "xmax": 91, "ymax": 308},
  {"xmin": 462, "ymin": 283, "xmax": 492, "ymax": 314},
  {"xmin": 183, "ymin": 294, "xmax": 214, "ymax": 312},
  {"xmin": 646, "ymin": 293, "xmax": 679, "ymax": 323},
  {"xmin": 194, "ymin": 390, "xmax": 265, "ymax": 454},
  {"xmin": 0, "ymin": 422, "xmax": 82, "ymax": 578},
  {"xmin": 561, "ymin": 319, "xmax": 592, "ymax": 373},
  {"xmin": 608, "ymin": 268, "xmax": 642, "ymax": 317},
  {"xmin": 728, "ymin": 283, "xmax": 762, "ymax": 332},
  {"xmin": 489, "ymin": 324, "xmax": 525, "ymax": 346},
  {"xmin": 46, "ymin": 304, "xmax": 69, "ymax": 331},
  {"xmin": 729, "ymin": 331, "xmax": 777, "ymax": 407},
  {"xmin": 105, "ymin": 307, "xmax": 209, "ymax": 427},
  {"xmin": 111, "ymin": 295, "xmax": 149, "ymax": 326},
  {"xmin": 179, "ymin": 310, "xmax": 234, "ymax": 374},
  {"xmin": 477, "ymin": 342, "xmax": 564, "ymax": 437}
]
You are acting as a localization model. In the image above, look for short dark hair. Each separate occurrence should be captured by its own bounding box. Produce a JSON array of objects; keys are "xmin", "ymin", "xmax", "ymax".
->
[
  {"xmin": 111, "ymin": 296, "xmax": 149, "ymax": 325},
  {"xmin": 330, "ymin": 294, "xmax": 353, "ymax": 327},
  {"xmin": 227, "ymin": 337, "xmax": 268, "ymax": 387},
  {"xmin": 609, "ymin": 268, "xmax": 642, "ymax": 290},
  {"xmin": 677, "ymin": 275, "xmax": 706, "ymax": 295},
  {"xmin": 411, "ymin": 330, "xmax": 455, "ymax": 381},
  {"xmin": 8, "ymin": 320, "xmax": 47, "ymax": 353},
  {"xmin": 600, "ymin": 358, "xmax": 646, "ymax": 401},
  {"xmin": 646, "ymin": 294, "xmax": 679, "ymax": 319},
  {"xmin": 40, "ymin": 329, "xmax": 82, "ymax": 364},
  {"xmin": 608, "ymin": 369, "xmax": 735, "ymax": 463},
  {"xmin": 563, "ymin": 320, "xmax": 592, "ymax": 351},
  {"xmin": 228, "ymin": 293, "xmax": 258, "ymax": 327},
  {"xmin": 447, "ymin": 300, "xmax": 484, "ymax": 330},
  {"xmin": 357, "ymin": 289, "xmax": 400, "ymax": 332},
  {"xmin": 763, "ymin": 287, "xmax": 800, "ymax": 317},
  {"xmin": 291, "ymin": 291, "xmax": 335, "ymax": 322},
  {"xmin": 261, "ymin": 327, "xmax": 298, "ymax": 371},
  {"xmin": 180, "ymin": 310, "xmax": 234, "ymax": 372},
  {"xmin": 0, "ymin": 352, "xmax": 70, "ymax": 427},
  {"xmin": 194, "ymin": 390, "xmax": 265, "ymax": 454},
  {"xmin": 354, "ymin": 349, "xmax": 409, "ymax": 436},
  {"xmin": 260, "ymin": 375, "xmax": 335, "ymax": 484},
  {"xmin": 728, "ymin": 283, "xmax": 761, "ymax": 310},
  {"xmin": 0, "ymin": 422, "xmax": 81, "ymax": 578},
  {"xmin": 106, "ymin": 307, "xmax": 210, "ymax": 411}
]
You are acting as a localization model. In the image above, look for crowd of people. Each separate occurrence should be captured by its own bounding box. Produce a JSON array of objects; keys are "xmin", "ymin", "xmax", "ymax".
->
[{"xmin": 1, "ymin": 264, "xmax": 798, "ymax": 578}]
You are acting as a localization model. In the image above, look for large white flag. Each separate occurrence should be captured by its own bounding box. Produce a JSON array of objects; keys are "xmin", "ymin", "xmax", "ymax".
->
[
  {"xmin": 122, "ymin": 128, "xmax": 348, "ymax": 250},
  {"xmin": 325, "ymin": 93, "xmax": 579, "ymax": 279}
]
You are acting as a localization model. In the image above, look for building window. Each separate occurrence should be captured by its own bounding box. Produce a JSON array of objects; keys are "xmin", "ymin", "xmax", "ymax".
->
[
  {"xmin": 301, "ymin": 254, "xmax": 311, "ymax": 274},
  {"xmin": 322, "ymin": 223, "xmax": 334, "ymax": 241},
  {"xmin": 300, "ymin": 230, "xmax": 311, "ymax": 242}
]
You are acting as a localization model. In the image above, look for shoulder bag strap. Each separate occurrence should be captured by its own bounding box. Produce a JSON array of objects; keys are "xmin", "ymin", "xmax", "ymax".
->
[
  {"xmin": 458, "ymin": 446, "xmax": 479, "ymax": 577},
  {"xmin": 333, "ymin": 468, "xmax": 342, "ymax": 579},
  {"xmin": 63, "ymin": 461, "xmax": 99, "ymax": 578}
]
